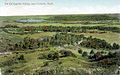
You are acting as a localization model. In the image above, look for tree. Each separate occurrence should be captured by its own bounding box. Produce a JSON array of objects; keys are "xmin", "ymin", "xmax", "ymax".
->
[
  {"xmin": 113, "ymin": 43, "xmax": 119, "ymax": 49},
  {"xmin": 107, "ymin": 52, "xmax": 114, "ymax": 58},
  {"xmin": 59, "ymin": 50, "xmax": 75, "ymax": 57},
  {"xmin": 43, "ymin": 61, "xmax": 49, "ymax": 67},
  {"xmin": 18, "ymin": 55, "xmax": 25, "ymax": 60},
  {"xmin": 78, "ymin": 49, "xmax": 82, "ymax": 54},
  {"xmin": 53, "ymin": 52, "xmax": 59, "ymax": 60},
  {"xmin": 47, "ymin": 51, "xmax": 59, "ymax": 60},
  {"xmin": 94, "ymin": 52, "xmax": 102, "ymax": 61},
  {"xmin": 82, "ymin": 51, "xmax": 88, "ymax": 57},
  {"xmin": 90, "ymin": 50, "xmax": 94, "ymax": 54}
]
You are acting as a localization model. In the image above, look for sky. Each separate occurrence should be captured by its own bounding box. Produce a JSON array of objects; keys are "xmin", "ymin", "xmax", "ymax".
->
[{"xmin": 0, "ymin": 0, "xmax": 120, "ymax": 16}]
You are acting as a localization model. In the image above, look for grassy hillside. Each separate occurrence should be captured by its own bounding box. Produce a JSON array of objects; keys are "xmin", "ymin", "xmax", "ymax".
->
[{"xmin": 0, "ymin": 14, "xmax": 120, "ymax": 75}]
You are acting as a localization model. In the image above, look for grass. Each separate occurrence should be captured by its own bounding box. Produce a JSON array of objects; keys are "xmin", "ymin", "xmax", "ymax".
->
[
  {"xmin": 0, "ymin": 49, "xmax": 45, "ymax": 74},
  {"xmin": 0, "ymin": 15, "xmax": 120, "ymax": 75},
  {"xmin": 0, "ymin": 47, "xmax": 92, "ymax": 74},
  {"xmin": 73, "ymin": 31, "xmax": 120, "ymax": 45},
  {"xmin": 16, "ymin": 32, "xmax": 56, "ymax": 39},
  {"xmin": 60, "ymin": 57, "xmax": 91, "ymax": 68},
  {"xmin": 16, "ymin": 23, "xmax": 106, "ymax": 27},
  {"xmin": 0, "ymin": 29, "xmax": 23, "ymax": 42}
]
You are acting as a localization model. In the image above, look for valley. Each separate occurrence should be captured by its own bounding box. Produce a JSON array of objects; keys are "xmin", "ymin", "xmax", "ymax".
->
[{"xmin": 0, "ymin": 14, "xmax": 120, "ymax": 75}]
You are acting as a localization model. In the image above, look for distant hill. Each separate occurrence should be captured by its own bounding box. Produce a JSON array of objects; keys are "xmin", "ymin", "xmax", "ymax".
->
[
  {"xmin": 48, "ymin": 14, "xmax": 120, "ymax": 21},
  {"xmin": 108, "ymin": 14, "xmax": 120, "ymax": 19}
]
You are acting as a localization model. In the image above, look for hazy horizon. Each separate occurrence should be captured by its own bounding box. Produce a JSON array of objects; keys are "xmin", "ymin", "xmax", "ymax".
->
[{"xmin": 0, "ymin": 0, "xmax": 120, "ymax": 16}]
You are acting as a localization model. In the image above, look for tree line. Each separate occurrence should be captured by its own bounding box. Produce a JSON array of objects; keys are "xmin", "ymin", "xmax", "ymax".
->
[
  {"xmin": 3, "ymin": 25, "xmax": 120, "ymax": 35},
  {"xmin": 7, "ymin": 33, "xmax": 119, "ymax": 51},
  {"xmin": 48, "ymin": 15, "xmax": 119, "ymax": 21}
]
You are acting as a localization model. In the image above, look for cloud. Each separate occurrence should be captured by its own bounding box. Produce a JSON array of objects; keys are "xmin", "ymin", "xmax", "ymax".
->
[{"xmin": 0, "ymin": 5, "xmax": 120, "ymax": 16}]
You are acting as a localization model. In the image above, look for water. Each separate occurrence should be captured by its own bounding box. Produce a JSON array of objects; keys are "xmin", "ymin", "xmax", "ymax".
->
[{"xmin": 16, "ymin": 19, "xmax": 46, "ymax": 23}]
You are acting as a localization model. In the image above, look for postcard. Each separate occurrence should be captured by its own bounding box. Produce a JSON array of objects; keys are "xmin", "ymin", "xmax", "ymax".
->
[{"xmin": 0, "ymin": 0, "xmax": 120, "ymax": 75}]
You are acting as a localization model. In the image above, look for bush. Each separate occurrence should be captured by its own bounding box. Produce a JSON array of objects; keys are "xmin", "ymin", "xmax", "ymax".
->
[
  {"xmin": 47, "ymin": 51, "xmax": 59, "ymax": 60},
  {"xmin": 59, "ymin": 50, "xmax": 75, "ymax": 57},
  {"xmin": 78, "ymin": 49, "xmax": 82, "ymax": 54},
  {"xmin": 90, "ymin": 50, "xmax": 94, "ymax": 54},
  {"xmin": 17, "ymin": 55, "xmax": 25, "ymax": 60},
  {"xmin": 4, "ymin": 68, "xmax": 14, "ymax": 74},
  {"xmin": 98, "ymin": 59, "xmax": 114, "ymax": 66},
  {"xmin": 42, "ymin": 61, "xmax": 49, "ymax": 67},
  {"xmin": 1, "ymin": 59, "xmax": 17, "ymax": 66},
  {"xmin": 82, "ymin": 51, "xmax": 88, "ymax": 57},
  {"xmin": 38, "ymin": 51, "xmax": 59, "ymax": 60},
  {"xmin": 112, "ymin": 43, "xmax": 119, "ymax": 49}
]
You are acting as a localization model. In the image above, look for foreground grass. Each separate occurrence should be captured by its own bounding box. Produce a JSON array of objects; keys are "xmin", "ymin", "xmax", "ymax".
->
[{"xmin": 0, "ymin": 47, "xmax": 93, "ymax": 75}]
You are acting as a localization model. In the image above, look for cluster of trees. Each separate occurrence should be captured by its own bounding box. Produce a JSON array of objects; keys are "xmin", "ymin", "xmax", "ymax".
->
[
  {"xmin": 11, "ymin": 37, "xmax": 51, "ymax": 50},
  {"xmin": 78, "ymin": 49, "xmax": 96, "ymax": 57},
  {"xmin": 78, "ymin": 49, "xmax": 120, "ymax": 67},
  {"xmin": 4, "ymin": 25, "xmax": 120, "ymax": 35},
  {"xmin": 0, "ymin": 54, "xmax": 25, "ymax": 74},
  {"xmin": 51, "ymin": 33, "xmax": 119, "ymax": 50},
  {"xmin": 59, "ymin": 50, "xmax": 75, "ymax": 57},
  {"xmin": 8, "ymin": 33, "xmax": 119, "ymax": 51},
  {"xmin": 47, "ymin": 51, "xmax": 59, "ymax": 60},
  {"xmin": 14, "ymin": 37, "xmax": 39, "ymax": 50},
  {"xmin": 88, "ymin": 51, "xmax": 119, "ymax": 66},
  {"xmin": 23, "ymin": 26, "xmax": 36, "ymax": 32},
  {"xmin": 34, "ymin": 26, "xmax": 120, "ymax": 33},
  {"xmin": 80, "ymin": 36, "xmax": 119, "ymax": 50},
  {"xmin": 38, "ymin": 50, "xmax": 75, "ymax": 61},
  {"xmin": 4, "ymin": 25, "xmax": 19, "ymax": 28},
  {"xmin": 1, "ymin": 54, "xmax": 25, "ymax": 67},
  {"xmin": 50, "ymin": 33, "xmax": 84, "ymax": 46},
  {"xmin": 81, "ymin": 26, "xmax": 120, "ymax": 33}
]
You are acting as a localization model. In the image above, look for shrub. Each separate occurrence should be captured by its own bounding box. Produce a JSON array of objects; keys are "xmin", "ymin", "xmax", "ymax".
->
[
  {"xmin": 17, "ymin": 55, "xmax": 25, "ymax": 60},
  {"xmin": 78, "ymin": 49, "xmax": 82, "ymax": 54},
  {"xmin": 82, "ymin": 51, "xmax": 88, "ymax": 57},
  {"xmin": 38, "ymin": 51, "xmax": 59, "ymax": 60},
  {"xmin": 90, "ymin": 50, "xmax": 94, "ymax": 54},
  {"xmin": 112, "ymin": 43, "xmax": 119, "ymax": 49},
  {"xmin": 98, "ymin": 59, "xmax": 114, "ymax": 66},
  {"xmin": 42, "ymin": 61, "xmax": 49, "ymax": 67},
  {"xmin": 47, "ymin": 51, "xmax": 59, "ymax": 60},
  {"xmin": 59, "ymin": 50, "xmax": 75, "ymax": 57}
]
